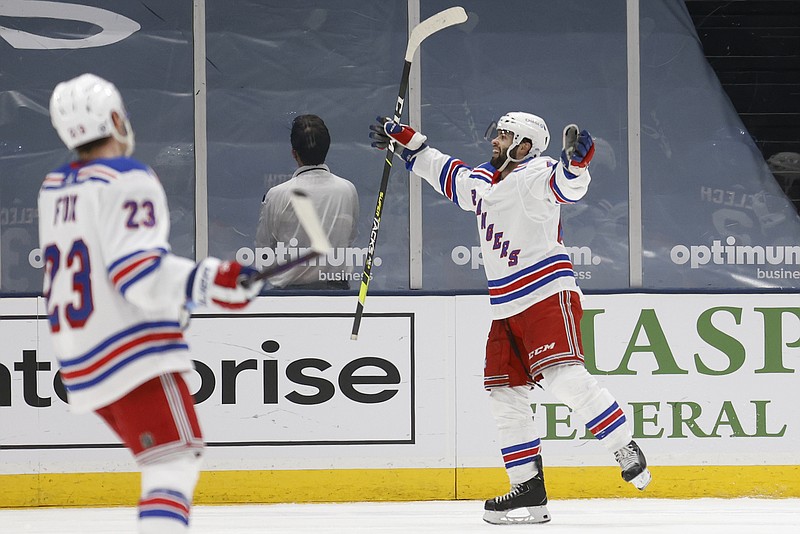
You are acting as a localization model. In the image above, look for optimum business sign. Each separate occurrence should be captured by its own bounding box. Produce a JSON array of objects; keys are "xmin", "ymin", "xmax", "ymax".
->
[
  {"xmin": 671, "ymin": 236, "xmax": 800, "ymax": 283},
  {"xmin": 0, "ymin": 313, "xmax": 414, "ymax": 448}
]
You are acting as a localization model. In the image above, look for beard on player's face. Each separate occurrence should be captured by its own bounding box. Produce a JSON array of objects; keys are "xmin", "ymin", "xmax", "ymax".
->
[
  {"xmin": 490, "ymin": 129, "xmax": 517, "ymax": 169},
  {"xmin": 491, "ymin": 145, "xmax": 520, "ymax": 169},
  {"xmin": 490, "ymin": 151, "xmax": 506, "ymax": 168}
]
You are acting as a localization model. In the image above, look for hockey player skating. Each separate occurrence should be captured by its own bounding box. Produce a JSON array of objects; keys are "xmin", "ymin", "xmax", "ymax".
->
[
  {"xmin": 369, "ymin": 113, "xmax": 651, "ymax": 524},
  {"xmin": 39, "ymin": 73, "xmax": 264, "ymax": 533}
]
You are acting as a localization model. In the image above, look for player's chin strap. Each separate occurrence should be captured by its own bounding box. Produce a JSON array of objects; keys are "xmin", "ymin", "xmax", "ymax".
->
[{"xmin": 496, "ymin": 144, "xmax": 539, "ymax": 174}]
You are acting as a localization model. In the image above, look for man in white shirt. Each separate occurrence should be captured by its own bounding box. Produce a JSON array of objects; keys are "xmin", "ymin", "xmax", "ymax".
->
[{"xmin": 256, "ymin": 115, "xmax": 359, "ymax": 289}]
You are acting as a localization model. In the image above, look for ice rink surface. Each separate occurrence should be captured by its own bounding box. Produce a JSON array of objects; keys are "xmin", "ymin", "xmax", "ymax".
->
[{"xmin": 1, "ymin": 498, "xmax": 799, "ymax": 534}]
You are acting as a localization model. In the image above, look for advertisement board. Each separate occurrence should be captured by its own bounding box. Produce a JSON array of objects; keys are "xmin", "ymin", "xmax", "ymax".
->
[
  {"xmin": 455, "ymin": 293, "xmax": 800, "ymax": 469},
  {"xmin": 0, "ymin": 293, "xmax": 798, "ymax": 503}
]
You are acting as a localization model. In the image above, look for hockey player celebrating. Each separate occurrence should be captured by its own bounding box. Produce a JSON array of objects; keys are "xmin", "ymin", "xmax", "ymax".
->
[
  {"xmin": 39, "ymin": 73, "xmax": 264, "ymax": 533},
  {"xmin": 370, "ymin": 113, "xmax": 651, "ymax": 524}
]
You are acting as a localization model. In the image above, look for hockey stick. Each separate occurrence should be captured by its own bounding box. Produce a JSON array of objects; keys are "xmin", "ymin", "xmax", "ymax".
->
[
  {"xmin": 241, "ymin": 189, "xmax": 331, "ymax": 288},
  {"xmin": 350, "ymin": 6, "xmax": 468, "ymax": 340}
]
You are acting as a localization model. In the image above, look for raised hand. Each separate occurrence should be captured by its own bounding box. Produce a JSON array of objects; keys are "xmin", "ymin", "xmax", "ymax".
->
[
  {"xmin": 561, "ymin": 124, "xmax": 595, "ymax": 177},
  {"xmin": 369, "ymin": 116, "xmax": 427, "ymax": 150}
]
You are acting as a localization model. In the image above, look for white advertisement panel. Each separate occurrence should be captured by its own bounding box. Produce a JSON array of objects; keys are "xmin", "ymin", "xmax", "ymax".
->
[
  {"xmin": 186, "ymin": 313, "xmax": 414, "ymax": 445},
  {"xmin": 2, "ymin": 312, "xmax": 413, "ymax": 445},
  {"xmin": 0, "ymin": 296, "xmax": 454, "ymax": 474},
  {"xmin": 455, "ymin": 293, "xmax": 800, "ymax": 468},
  {"xmin": 1, "ymin": 293, "xmax": 798, "ymax": 475}
]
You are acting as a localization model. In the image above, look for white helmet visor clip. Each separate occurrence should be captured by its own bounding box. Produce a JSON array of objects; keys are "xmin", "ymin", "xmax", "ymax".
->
[
  {"xmin": 484, "ymin": 122, "xmax": 517, "ymax": 144},
  {"xmin": 484, "ymin": 121, "xmax": 499, "ymax": 142}
]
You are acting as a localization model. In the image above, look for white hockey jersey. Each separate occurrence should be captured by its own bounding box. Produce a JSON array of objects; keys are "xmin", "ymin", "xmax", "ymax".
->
[
  {"xmin": 37, "ymin": 157, "xmax": 196, "ymax": 413},
  {"xmin": 407, "ymin": 147, "xmax": 591, "ymax": 319}
]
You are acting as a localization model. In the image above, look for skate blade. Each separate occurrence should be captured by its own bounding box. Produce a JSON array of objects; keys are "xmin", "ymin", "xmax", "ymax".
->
[
  {"xmin": 630, "ymin": 468, "xmax": 652, "ymax": 490},
  {"xmin": 483, "ymin": 505, "xmax": 551, "ymax": 525}
]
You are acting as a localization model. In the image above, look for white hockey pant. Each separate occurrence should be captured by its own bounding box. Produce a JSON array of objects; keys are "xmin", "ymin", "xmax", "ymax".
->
[
  {"xmin": 138, "ymin": 452, "xmax": 202, "ymax": 534},
  {"xmin": 541, "ymin": 364, "xmax": 632, "ymax": 452},
  {"xmin": 488, "ymin": 386, "xmax": 541, "ymax": 485}
]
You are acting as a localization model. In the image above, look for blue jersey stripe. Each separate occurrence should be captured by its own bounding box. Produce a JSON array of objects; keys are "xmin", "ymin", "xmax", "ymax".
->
[
  {"xmin": 60, "ymin": 321, "xmax": 181, "ymax": 367},
  {"xmin": 489, "ymin": 270, "xmax": 575, "ymax": 305},
  {"xmin": 119, "ymin": 257, "xmax": 162, "ymax": 296},
  {"xmin": 488, "ymin": 254, "xmax": 571, "ymax": 288},
  {"xmin": 66, "ymin": 342, "xmax": 189, "ymax": 391}
]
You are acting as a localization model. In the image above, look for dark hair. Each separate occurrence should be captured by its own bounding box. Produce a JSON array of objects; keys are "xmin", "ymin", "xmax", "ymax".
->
[{"xmin": 291, "ymin": 114, "xmax": 330, "ymax": 165}]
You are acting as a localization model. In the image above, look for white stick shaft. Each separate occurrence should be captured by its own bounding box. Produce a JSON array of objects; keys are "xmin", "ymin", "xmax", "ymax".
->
[{"xmin": 289, "ymin": 189, "xmax": 331, "ymax": 254}]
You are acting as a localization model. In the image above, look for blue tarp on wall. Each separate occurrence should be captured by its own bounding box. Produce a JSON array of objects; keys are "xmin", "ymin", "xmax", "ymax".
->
[
  {"xmin": 1, "ymin": 0, "xmax": 798, "ymax": 295},
  {"xmin": 0, "ymin": 1, "xmax": 194, "ymax": 293}
]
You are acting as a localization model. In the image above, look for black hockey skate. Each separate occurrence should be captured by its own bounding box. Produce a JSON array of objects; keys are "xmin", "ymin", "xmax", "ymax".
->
[
  {"xmin": 614, "ymin": 440, "xmax": 652, "ymax": 490},
  {"xmin": 483, "ymin": 457, "xmax": 550, "ymax": 525}
]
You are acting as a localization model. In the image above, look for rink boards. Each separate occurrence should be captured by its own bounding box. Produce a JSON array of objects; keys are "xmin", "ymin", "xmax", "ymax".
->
[{"xmin": 0, "ymin": 293, "xmax": 798, "ymax": 506}]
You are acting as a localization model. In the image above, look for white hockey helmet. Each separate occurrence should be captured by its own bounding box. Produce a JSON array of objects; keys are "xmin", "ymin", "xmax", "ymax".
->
[
  {"xmin": 496, "ymin": 112, "xmax": 549, "ymax": 158},
  {"xmin": 49, "ymin": 73, "xmax": 135, "ymax": 155}
]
